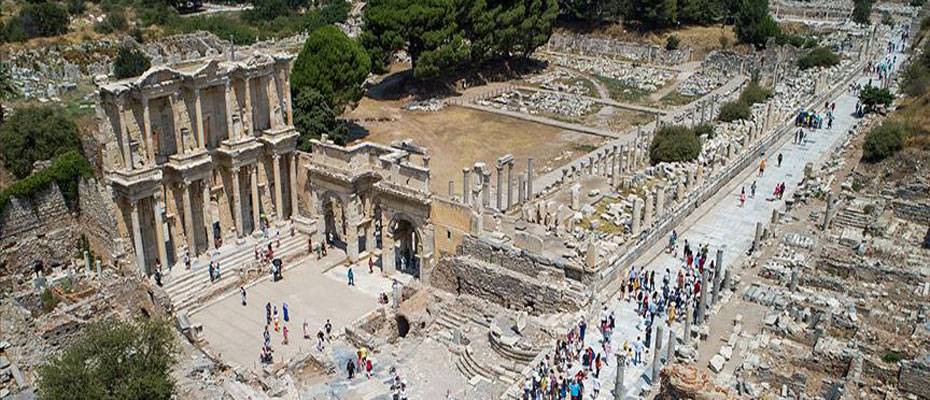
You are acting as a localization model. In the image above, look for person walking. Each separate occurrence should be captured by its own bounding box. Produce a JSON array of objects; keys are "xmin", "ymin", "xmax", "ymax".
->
[
  {"xmin": 750, "ymin": 181, "xmax": 757, "ymax": 198},
  {"xmin": 758, "ymin": 158, "xmax": 766, "ymax": 177},
  {"xmin": 633, "ymin": 337, "xmax": 643, "ymax": 365},
  {"xmin": 347, "ymin": 266, "xmax": 355, "ymax": 286},
  {"xmin": 739, "ymin": 188, "xmax": 746, "ymax": 207},
  {"xmin": 265, "ymin": 302, "xmax": 272, "ymax": 325},
  {"xmin": 777, "ymin": 153, "xmax": 783, "ymax": 168},
  {"xmin": 347, "ymin": 359, "xmax": 356, "ymax": 379},
  {"xmin": 282, "ymin": 325, "xmax": 289, "ymax": 345},
  {"xmin": 282, "ymin": 302, "xmax": 290, "ymax": 322},
  {"xmin": 240, "ymin": 286, "xmax": 247, "ymax": 306}
]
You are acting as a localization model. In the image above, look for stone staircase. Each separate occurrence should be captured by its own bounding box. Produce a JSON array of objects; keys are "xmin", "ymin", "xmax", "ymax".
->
[
  {"xmin": 164, "ymin": 227, "xmax": 309, "ymax": 316},
  {"xmin": 833, "ymin": 206, "xmax": 871, "ymax": 230},
  {"xmin": 453, "ymin": 344, "xmax": 520, "ymax": 386}
]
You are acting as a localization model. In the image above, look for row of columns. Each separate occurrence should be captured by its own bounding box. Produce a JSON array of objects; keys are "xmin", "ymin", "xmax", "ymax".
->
[{"xmin": 456, "ymin": 156, "xmax": 530, "ymax": 211}]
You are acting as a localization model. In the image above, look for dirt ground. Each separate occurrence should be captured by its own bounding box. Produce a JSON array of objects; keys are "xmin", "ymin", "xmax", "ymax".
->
[
  {"xmin": 346, "ymin": 98, "xmax": 606, "ymax": 194},
  {"xmin": 555, "ymin": 24, "xmax": 741, "ymax": 60}
]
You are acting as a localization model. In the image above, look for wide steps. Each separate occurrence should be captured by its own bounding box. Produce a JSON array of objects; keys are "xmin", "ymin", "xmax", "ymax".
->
[
  {"xmin": 454, "ymin": 345, "xmax": 516, "ymax": 385},
  {"xmin": 834, "ymin": 208, "xmax": 869, "ymax": 229}
]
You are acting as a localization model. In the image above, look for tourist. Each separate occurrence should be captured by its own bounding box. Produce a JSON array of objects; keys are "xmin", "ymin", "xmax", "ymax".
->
[
  {"xmin": 777, "ymin": 153, "xmax": 783, "ymax": 168},
  {"xmin": 308, "ymin": 237, "xmax": 313, "ymax": 256},
  {"xmin": 275, "ymin": 229, "xmax": 281, "ymax": 248},
  {"xmin": 265, "ymin": 302, "xmax": 272, "ymax": 325},
  {"xmin": 214, "ymin": 261, "xmax": 221, "ymax": 280},
  {"xmin": 346, "ymin": 359, "xmax": 356, "ymax": 379},
  {"xmin": 316, "ymin": 328, "xmax": 325, "ymax": 351},
  {"xmin": 633, "ymin": 337, "xmax": 643, "ymax": 365},
  {"xmin": 739, "ymin": 188, "xmax": 746, "ymax": 207},
  {"xmin": 369, "ymin": 255, "xmax": 375, "ymax": 274},
  {"xmin": 184, "ymin": 249, "xmax": 191, "ymax": 270},
  {"xmin": 282, "ymin": 325, "xmax": 289, "ymax": 345},
  {"xmin": 325, "ymin": 319, "xmax": 333, "ymax": 339},
  {"xmin": 154, "ymin": 268, "xmax": 163, "ymax": 287},
  {"xmin": 667, "ymin": 230, "xmax": 677, "ymax": 253},
  {"xmin": 240, "ymin": 286, "xmax": 247, "ymax": 306},
  {"xmin": 155, "ymin": 258, "xmax": 164, "ymax": 275},
  {"xmin": 365, "ymin": 357, "xmax": 373, "ymax": 379},
  {"xmin": 303, "ymin": 320, "xmax": 310, "ymax": 339},
  {"xmin": 273, "ymin": 306, "xmax": 280, "ymax": 332},
  {"xmin": 758, "ymin": 158, "xmax": 766, "ymax": 176},
  {"xmin": 208, "ymin": 262, "xmax": 215, "ymax": 283},
  {"xmin": 591, "ymin": 375, "xmax": 601, "ymax": 398},
  {"xmin": 348, "ymin": 266, "xmax": 355, "ymax": 286},
  {"xmin": 282, "ymin": 302, "xmax": 290, "ymax": 322}
]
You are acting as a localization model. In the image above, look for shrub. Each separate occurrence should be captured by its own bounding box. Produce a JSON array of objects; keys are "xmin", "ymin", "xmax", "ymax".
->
[
  {"xmin": 798, "ymin": 47, "xmax": 840, "ymax": 70},
  {"xmin": 881, "ymin": 12, "xmax": 894, "ymax": 26},
  {"xmin": 0, "ymin": 151, "xmax": 93, "ymax": 212},
  {"xmin": 113, "ymin": 46, "xmax": 151, "ymax": 79},
  {"xmin": 692, "ymin": 123, "xmax": 715, "ymax": 138},
  {"xmin": 94, "ymin": 10, "xmax": 129, "ymax": 34},
  {"xmin": 852, "ymin": 0, "xmax": 873, "ymax": 25},
  {"xmin": 665, "ymin": 35, "xmax": 680, "ymax": 51},
  {"xmin": 738, "ymin": 80, "xmax": 772, "ymax": 106},
  {"xmin": 719, "ymin": 34, "xmax": 731, "ymax": 49},
  {"xmin": 862, "ymin": 122, "xmax": 908, "ymax": 162},
  {"xmin": 291, "ymin": 25, "xmax": 370, "ymax": 113},
  {"xmin": 882, "ymin": 350, "xmax": 904, "ymax": 363},
  {"xmin": 859, "ymin": 85, "xmax": 894, "ymax": 113},
  {"xmin": 67, "ymin": 0, "xmax": 85, "ymax": 15},
  {"xmin": 717, "ymin": 101, "xmax": 751, "ymax": 122},
  {"xmin": 19, "ymin": 2, "xmax": 70, "ymax": 38},
  {"xmin": 649, "ymin": 125, "xmax": 703, "ymax": 165},
  {"xmin": 41, "ymin": 288, "xmax": 59, "ymax": 313},
  {"xmin": 0, "ymin": 106, "xmax": 82, "ymax": 179}
]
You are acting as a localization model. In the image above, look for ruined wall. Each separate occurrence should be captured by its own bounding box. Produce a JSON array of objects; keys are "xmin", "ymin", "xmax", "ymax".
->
[
  {"xmin": 431, "ymin": 236, "xmax": 585, "ymax": 315},
  {"xmin": 899, "ymin": 356, "xmax": 930, "ymax": 399},
  {"xmin": 892, "ymin": 200, "xmax": 930, "ymax": 225},
  {"xmin": 0, "ymin": 179, "xmax": 123, "ymax": 276},
  {"xmin": 430, "ymin": 197, "xmax": 476, "ymax": 258},
  {"xmin": 544, "ymin": 32, "xmax": 691, "ymax": 66}
]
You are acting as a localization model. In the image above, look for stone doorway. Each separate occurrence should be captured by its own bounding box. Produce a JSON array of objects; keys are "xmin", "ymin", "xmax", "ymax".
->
[{"xmin": 390, "ymin": 217, "xmax": 420, "ymax": 278}]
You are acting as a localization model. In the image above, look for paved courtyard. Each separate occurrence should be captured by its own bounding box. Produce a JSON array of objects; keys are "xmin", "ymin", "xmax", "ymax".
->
[{"xmin": 191, "ymin": 255, "xmax": 397, "ymax": 371}]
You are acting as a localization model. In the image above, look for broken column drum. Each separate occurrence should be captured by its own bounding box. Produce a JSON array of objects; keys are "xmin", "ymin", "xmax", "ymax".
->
[{"xmin": 631, "ymin": 197, "xmax": 643, "ymax": 236}]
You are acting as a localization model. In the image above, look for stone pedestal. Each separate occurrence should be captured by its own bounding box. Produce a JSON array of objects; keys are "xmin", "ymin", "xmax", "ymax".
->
[
  {"xmin": 753, "ymin": 222, "xmax": 763, "ymax": 251},
  {"xmin": 614, "ymin": 354, "xmax": 626, "ymax": 399}
]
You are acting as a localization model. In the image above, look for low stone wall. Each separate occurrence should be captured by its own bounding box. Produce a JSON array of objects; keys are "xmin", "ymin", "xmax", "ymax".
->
[
  {"xmin": 892, "ymin": 200, "xmax": 930, "ymax": 225},
  {"xmin": 432, "ymin": 236, "xmax": 586, "ymax": 315},
  {"xmin": 544, "ymin": 32, "xmax": 691, "ymax": 66}
]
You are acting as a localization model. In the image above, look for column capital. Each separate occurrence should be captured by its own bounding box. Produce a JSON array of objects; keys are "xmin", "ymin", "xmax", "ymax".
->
[
  {"xmin": 231, "ymin": 166, "xmax": 241, "ymax": 177},
  {"xmin": 273, "ymin": 153, "xmax": 281, "ymax": 161}
]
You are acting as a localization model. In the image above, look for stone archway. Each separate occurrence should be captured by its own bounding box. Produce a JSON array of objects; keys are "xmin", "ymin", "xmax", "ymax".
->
[
  {"xmin": 320, "ymin": 192, "xmax": 347, "ymax": 250},
  {"xmin": 389, "ymin": 214, "xmax": 421, "ymax": 278}
]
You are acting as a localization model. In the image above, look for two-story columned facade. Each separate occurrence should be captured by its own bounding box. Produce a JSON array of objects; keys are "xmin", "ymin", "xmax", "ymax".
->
[{"xmin": 97, "ymin": 52, "xmax": 299, "ymax": 273}]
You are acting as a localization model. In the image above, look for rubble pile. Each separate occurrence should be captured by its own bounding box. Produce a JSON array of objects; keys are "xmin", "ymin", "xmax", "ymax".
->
[
  {"xmin": 677, "ymin": 51, "xmax": 748, "ymax": 97},
  {"xmin": 480, "ymin": 89, "xmax": 596, "ymax": 118},
  {"xmin": 543, "ymin": 54, "xmax": 675, "ymax": 92},
  {"xmin": 526, "ymin": 69, "xmax": 593, "ymax": 96}
]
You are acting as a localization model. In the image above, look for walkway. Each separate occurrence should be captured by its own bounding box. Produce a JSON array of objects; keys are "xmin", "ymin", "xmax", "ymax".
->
[{"xmin": 568, "ymin": 42, "xmax": 905, "ymax": 399}]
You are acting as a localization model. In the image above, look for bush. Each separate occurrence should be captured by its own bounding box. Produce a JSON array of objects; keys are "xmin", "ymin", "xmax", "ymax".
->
[
  {"xmin": 0, "ymin": 106, "xmax": 82, "ymax": 179},
  {"xmin": 19, "ymin": 2, "xmax": 70, "ymax": 38},
  {"xmin": 798, "ymin": 46, "xmax": 840, "ymax": 70},
  {"xmin": 718, "ymin": 100, "xmax": 752, "ymax": 122},
  {"xmin": 882, "ymin": 350, "xmax": 904, "ymax": 363},
  {"xmin": 665, "ymin": 34, "xmax": 680, "ymax": 51},
  {"xmin": 862, "ymin": 122, "xmax": 908, "ymax": 162},
  {"xmin": 113, "ymin": 46, "xmax": 151, "ymax": 79},
  {"xmin": 94, "ymin": 10, "xmax": 129, "ymax": 34},
  {"xmin": 67, "ymin": 0, "xmax": 85, "ymax": 15},
  {"xmin": 692, "ymin": 123, "xmax": 715, "ymax": 138},
  {"xmin": 734, "ymin": 0, "xmax": 780, "ymax": 48},
  {"xmin": 37, "ymin": 318, "xmax": 177, "ymax": 400},
  {"xmin": 0, "ymin": 150, "xmax": 93, "ymax": 212},
  {"xmin": 852, "ymin": 0, "xmax": 873, "ymax": 25},
  {"xmin": 41, "ymin": 288, "xmax": 59, "ymax": 314},
  {"xmin": 881, "ymin": 12, "xmax": 894, "ymax": 26},
  {"xmin": 649, "ymin": 125, "xmax": 703, "ymax": 165},
  {"xmin": 738, "ymin": 80, "xmax": 772, "ymax": 106},
  {"xmin": 859, "ymin": 85, "xmax": 894, "ymax": 113}
]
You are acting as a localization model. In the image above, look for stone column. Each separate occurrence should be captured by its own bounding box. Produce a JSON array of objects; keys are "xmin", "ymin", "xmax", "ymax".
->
[
  {"xmin": 181, "ymin": 181, "xmax": 196, "ymax": 253},
  {"xmin": 289, "ymin": 153, "xmax": 299, "ymax": 218},
  {"xmin": 697, "ymin": 269, "xmax": 708, "ymax": 324},
  {"xmin": 273, "ymin": 154, "xmax": 284, "ymax": 222},
  {"xmin": 244, "ymin": 77, "xmax": 253, "ymax": 137},
  {"xmin": 382, "ymin": 215, "xmax": 396, "ymax": 273},
  {"xmin": 284, "ymin": 69, "xmax": 293, "ymax": 126},
  {"xmin": 614, "ymin": 354, "xmax": 626, "ymax": 400},
  {"xmin": 644, "ymin": 192, "xmax": 654, "ymax": 227},
  {"xmin": 506, "ymin": 162, "xmax": 514, "ymax": 209},
  {"xmin": 250, "ymin": 164, "xmax": 261, "ymax": 232},
  {"xmin": 611, "ymin": 147, "xmax": 619, "ymax": 187},
  {"xmin": 822, "ymin": 192, "xmax": 835, "ymax": 230},
  {"xmin": 448, "ymin": 181, "xmax": 455, "ymax": 198},
  {"xmin": 130, "ymin": 200, "xmax": 146, "ymax": 273},
  {"xmin": 117, "ymin": 103, "xmax": 133, "ymax": 170},
  {"xmin": 496, "ymin": 165, "xmax": 504, "ymax": 210},
  {"xmin": 345, "ymin": 200, "xmax": 359, "ymax": 263},
  {"xmin": 753, "ymin": 222, "xmax": 763, "ymax": 251},
  {"xmin": 153, "ymin": 196, "xmax": 169, "ymax": 269},
  {"xmin": 194, "ymin": 88, "xmax": 205, "ymax": 149},
  {"xmin": 203, "ymin": 179, "xmax": 214, "ymax": 252},
  {"xmin": 462, "ymin": 168, "xmax": 471, "ymax": 205},
  {"xmin": 631, "ymin": 197, "xmax": 642, "ymax": 236},
  {"xmin": 141, "ymin": 97, "xmax": 154, "ymax": 161},
  {"xmin": 481, "ymin": 171, "xmax": 491, "ymax": 208},
  {"xmin": 225, "ymin": 79, "xmax": 237, "ymax": 141},
  {"xmin": 232, "ymin": 167, "xmax": 244, "ymax": 238},
  {"xmin": 714, "ymin": 249, "xmax": 723, "ymax": 301},
  {"xmin": 655, "ymin": 186, "xmax": 666, "ymax": 219},
  {"xmin": 518, "ymin": 174, "xmax": 526, "ymax": 204},
  {"xmin": 169, "ymin": 94, "xmax": 185, "ymax": 156},
  {"xmin": 683, "ymin": 300, "xmax": 692, "ymax": 344},
  {"xmin": 526, "ymin": 158, "xmax": 534, "ymax": 200},
  {"xmin": 652, "ymin": 323, "xmax": 665, "ymax": 382},
  {"xmin": 666, "ymin": 325, "xmax": 677, "ymax": 363}
]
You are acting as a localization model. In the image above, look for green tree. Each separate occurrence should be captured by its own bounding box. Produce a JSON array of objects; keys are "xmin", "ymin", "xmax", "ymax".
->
[
  {"xmin": 0, "ymin": 106, "xmax": 82, "ymax": 179},
  {"xmin": 0, "ymin": 62, "xmax": 19, "ymax": 124},
  {"xmin": 292, "ymin": 25, "xmax": 370, "ymax": 113},
  {"xmin": 862, "ymin": 122, "xmax": 907, "ymax": 162},
  {"xmin": 36, "ymin": 318, "xmax": 177, "ymax": 400},
  {"xmin": 649, "ymin": 125, "xmax": 703, "ymax": 164},
  {"xmin": 852, "ymin": 0, "xmax": 873, "ymax": 25},
  {"xmin": 19, "ymin": 2, "xmax": 70, "ymax": 38},
  {"xmin": 293, "ymin": 89, "xmax": 348, "ymax": 148},
  {"xmin": 113, "ymin": 46, "xmax": 152, "ymax": 79},
  {"xmin": 734, "ymin": 0, "xmax": 779, "ymax": 48},
  {"xmin": 717, "ymin": 100, "xmax": 751, "ymax": 122},
  {"xmin": 859, "ymin": 85, "xmax": 893, "ymax": 113},
  {"xmin": 629, "ymin": 0, "xmax": 678, "ymax": 29},
  {"xmin": 666, "ymin": 34, "xmax": 680, "ymax": 50},
  {"xmin": 361, "ymin": 0, "xmax": 469, "ymax": 78}
]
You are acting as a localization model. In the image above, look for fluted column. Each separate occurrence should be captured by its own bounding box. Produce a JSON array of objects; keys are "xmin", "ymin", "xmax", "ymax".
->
[
  {"xmin": 130, "ymin": 200, "xmax": 146, "ymax": 273},
  {"xmin": 231, "ymin": 167, "xmax": 243, "ymax": 238},
  {"xmin": 496, "ymin": 165, "xmax": 503, "ymax": 211},
  {"xmin": 153, "ymin": 195, "xmax": 169, "ymax": 269},
  {"xmin": 506, "ymin": 162, "xmax": 514, "ymax": 209},
  {"xmin": 181, "ymin": 181, "xmax": 195, "ymax": 252},
  {"xmin": 273, "ymin": 154, "xmax": 284, "ymax": 221},
  {"xmin": 289, "ymin": 153, "xmax": 298, "ymax": 218},
  {"xmin": 203, "ymin": 179, "xmax": 214, "ymax": 251},
  {"xmin": 194, "ymin": 88, "xmax": 205, "ymax": 149},
  {"xmin": 251, "ymin": 164, "xmax": 261, "ymax": 232}
]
